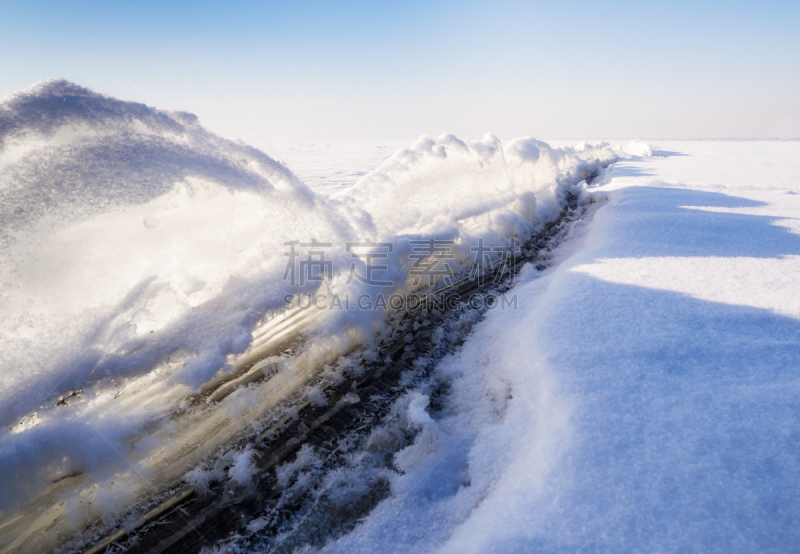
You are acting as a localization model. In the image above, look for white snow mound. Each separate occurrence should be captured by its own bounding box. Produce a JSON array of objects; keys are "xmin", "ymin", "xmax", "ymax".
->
[
  {"xmin": 0, "ymin": 80, "xmax": 620, "ymax": 520},
  {"xmin": 623, "ymin": 138, "xmax": 653, "ymax": 157}
]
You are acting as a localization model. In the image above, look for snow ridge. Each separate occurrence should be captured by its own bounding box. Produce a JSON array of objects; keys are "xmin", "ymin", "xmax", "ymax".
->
[{"xmin": 0, "ymin": 80, "xmax": 624, "ymax": 544}]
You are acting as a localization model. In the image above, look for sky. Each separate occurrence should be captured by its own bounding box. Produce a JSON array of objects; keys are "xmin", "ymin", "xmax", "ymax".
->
[{"xmin": 1, "ymin": 0, "xmax": 799, "ymax": 146}]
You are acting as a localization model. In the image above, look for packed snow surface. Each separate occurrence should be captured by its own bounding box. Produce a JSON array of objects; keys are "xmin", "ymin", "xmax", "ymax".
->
[
  {"xmin": 0, "ymin": 80, "xmax": 625, "ymax": 542},
  {"xmin": 315, "ymin": 141, "xmax": 800, "ymax": 553}
]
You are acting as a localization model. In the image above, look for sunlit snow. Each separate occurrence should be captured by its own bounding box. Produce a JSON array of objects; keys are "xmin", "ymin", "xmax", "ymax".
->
[{"xmin": 2, "ymin": 80, "xmax": 798, "ymax": 553}]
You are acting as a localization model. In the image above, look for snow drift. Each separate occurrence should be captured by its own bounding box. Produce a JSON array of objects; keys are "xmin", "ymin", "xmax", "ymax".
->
[
  {"xmin": 333, "ymin": 133, "xmax": 618, "ymax": 286},
  {"xmin": 337, "ymin": 133, "xmax": 617, "ymax": 240},
  {"xmin": 0, "ymin": 80, "xmax": 361, "ymax": 519},
  {"xmin": 0, "ymin": 79, "xmax": 622, "ymax": 540}
]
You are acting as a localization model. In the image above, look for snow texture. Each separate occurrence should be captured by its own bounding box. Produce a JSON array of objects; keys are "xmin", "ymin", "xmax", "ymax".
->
[
  {"xmin": 316, "ymin": 141, "xmax": 800, "ymax": 553},
  {"xmin": 10, "ymin": 79, "xmax": 796, "ymax": 554},
  {"xmin": 0, "ymin": 79, "xmax": 622, "ymax": 525}
]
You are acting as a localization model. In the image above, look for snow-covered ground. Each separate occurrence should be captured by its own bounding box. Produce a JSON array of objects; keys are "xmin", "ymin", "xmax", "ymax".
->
[
  {"xmin": 3, "ymin": 80, "xmax": 799, "ymax": 552},
  {"xmin": 314, "ymin": 141, "xmax": 800, "ymax": 553}
]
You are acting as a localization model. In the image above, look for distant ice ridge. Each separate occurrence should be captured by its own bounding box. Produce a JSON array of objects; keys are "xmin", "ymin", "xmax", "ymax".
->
[{"xmin": 0, "ymin": 80, "xmax": 626, "ymax": 515}]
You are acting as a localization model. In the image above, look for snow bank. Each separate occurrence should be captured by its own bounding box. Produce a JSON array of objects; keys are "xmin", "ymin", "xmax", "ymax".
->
[
  {"xmin": 0, "ymin": 80, "xmax": 620, "ymax": 525},
  {"xmin": 333, "ymin": 133, "xmax": 617, "ymax": 288},
  {"xmin": 1, "ymin": 80, "xmax": 352, "ymax": 395},
  {"xmin": 336, "ymin": 133, "xmax": 616, "ymax": 241},
  {"xmin": 0, "ymin": 79, "xmax": 360, "ymax": 512}
]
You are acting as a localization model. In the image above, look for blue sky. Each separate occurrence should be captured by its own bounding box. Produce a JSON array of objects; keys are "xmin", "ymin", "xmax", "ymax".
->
[{"xmin": 1, "ymin": 0, "xmax": 798, "ymax": 143}]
